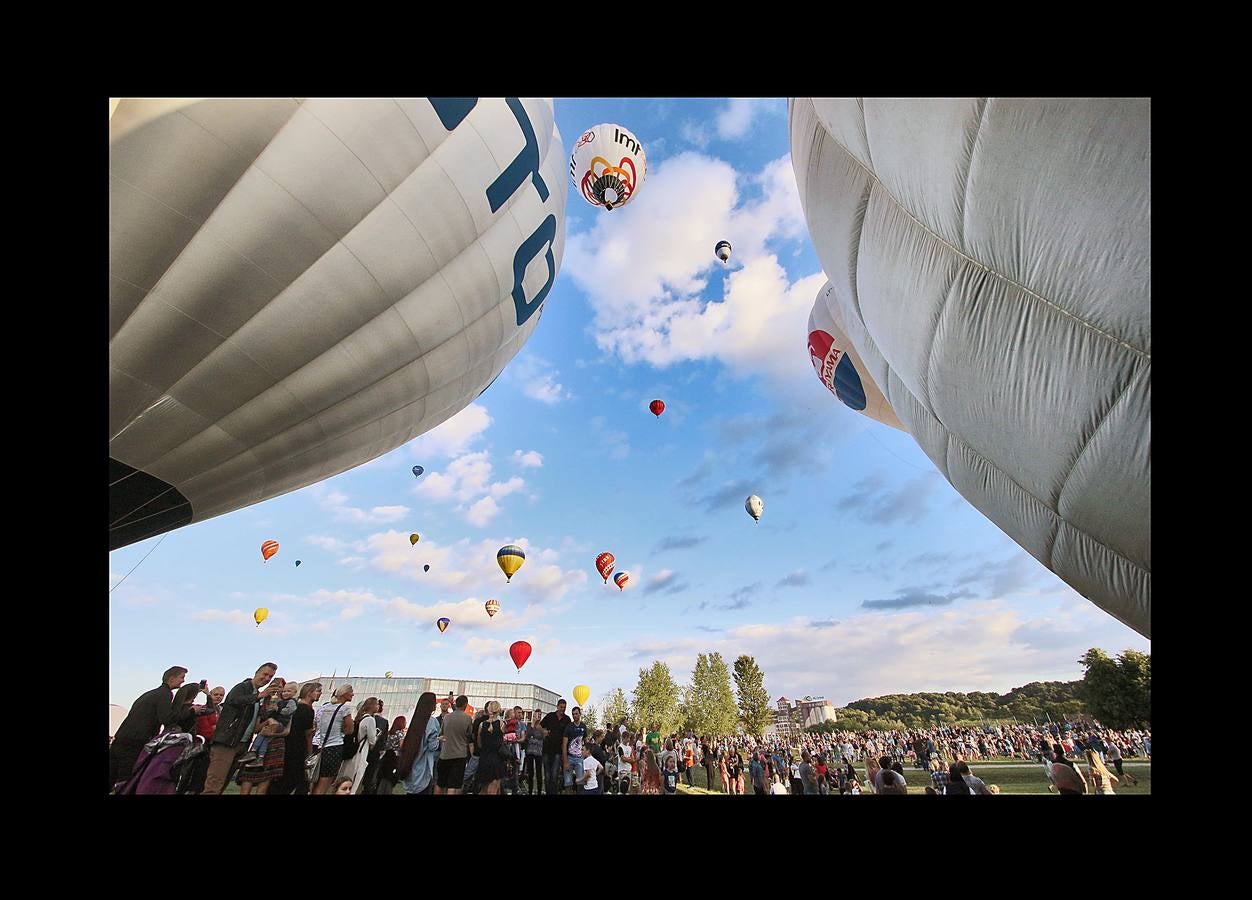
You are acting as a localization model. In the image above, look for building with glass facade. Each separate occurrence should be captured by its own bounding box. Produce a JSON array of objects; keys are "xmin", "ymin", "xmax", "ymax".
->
[{"xmin": 302, "ymin": 675, "xmax": 561, "ymax": 723}]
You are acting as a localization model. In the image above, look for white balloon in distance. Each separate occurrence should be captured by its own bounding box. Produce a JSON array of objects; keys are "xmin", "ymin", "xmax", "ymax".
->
[
  {"xmin": 569, "ymin": 123, "xmax": 647, "ymax": 210},
  {"xmin": 110, "ymin": 98, "xmax": 568, "ymax": 550},
  {"xmin": 790, "ymin": 97, "xmax": 1150, "ymax": 637},
  {"xmin": 808, "ymin": 283, "xmax": 904, "ymax": 432}
]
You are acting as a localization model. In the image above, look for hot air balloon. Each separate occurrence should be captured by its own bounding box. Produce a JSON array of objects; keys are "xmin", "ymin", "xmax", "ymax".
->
[
  {"xmin": 808, "ymin": 284, "xmax": 905, "ymax": 432},
  {"xmin": 649, "ymin": 399, "xmax": 665, "ymax": 418},
  {"xmin": 595, "ymin": 552, "xmax": 616, "ymax": 584},
  {"xmin": 295, "ymin": 559, "xmax": 301, "ymax": 567},
  {"xmin": 109, "ymin": 98, "xmax": 568, "ymax": 551},
  {"xmin": 569, "ymin": 123, "xmax": 647, "ymax": 211},
  {"xmin": 745, "ymin": 495, "xmax": 763, "ymax": 523},
  {"xmin": 423, "ymin": 564, "xmax": 430, "ymax": 573},
  {"xmin": 509, "ymin": 640, "xmax": 532, "ymax": 672},
  {"xmin": 573, "ymin": 684, "xmax": 590, "ymax": 707},
  {"xmin": 253, "ymin": 607, "xmax": 268, "ymax": 627},
  {"xmin": 410, "ymin": 533, "xmax": 420, "ymax": 546},
  {"xmin": 497, "ymin": 545, "xmax": 525, "ymax": 582},
  {"xmin": 436, "ymin": 617, "xmax": 450, "ymax": 633},
  {"xmin": 790, "ymin": 97, "xmax": 1150, "ymax": 637},
  {"xmin": 485, "ymin": 598, "xmax": 500, "ymax": 618},
  {"xmin": 412, "ymin": 466, "xmax": 424, "ymax": 479},
  {"xmin": 261, "ymin": 540, "xmax": 279, "ymax": 562},
  {"xmin": 613, "ymin": 571, "xmax": 629, "ymax": 591},
  {"xmin": 385, "ymin": 671, "xmax": 394, "ymax": 678},
  {"xmin": 715, "ymin": 240, "xmax": 732, "ymax": 263}
]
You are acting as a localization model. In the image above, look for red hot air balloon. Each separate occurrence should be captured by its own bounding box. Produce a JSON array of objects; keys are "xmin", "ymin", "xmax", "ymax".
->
[
  {"xmin": 261, "ymin": 540, "xmax": 279, "ymax": 562},
  {"xmin": 649, "ymin": 400, "xmax": 665, "ymax": 418},
  {"xmin": 509, "ymin": 640, "xmax": 532, "ymax": 672},
  {"xmin": 595, "ymin": 552, "xmax": 616, "ymax": 584}
]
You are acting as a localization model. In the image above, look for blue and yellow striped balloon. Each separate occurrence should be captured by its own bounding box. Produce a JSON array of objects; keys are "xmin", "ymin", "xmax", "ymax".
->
[{"xmin": 497, "ymin": 545, "xmax": 526, "ymax": 582}]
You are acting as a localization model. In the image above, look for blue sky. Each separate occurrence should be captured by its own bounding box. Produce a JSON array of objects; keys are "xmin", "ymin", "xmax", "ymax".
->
[{"xmin": 109, "ymin": 98, "xmax": 1149, "ymax": 714}]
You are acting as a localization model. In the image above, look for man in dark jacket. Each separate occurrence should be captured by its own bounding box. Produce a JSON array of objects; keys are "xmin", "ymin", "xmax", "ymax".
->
[
  {"xmin": 202, "ymin": 662, "xmax": 278, "ymax": 794},
  {"xmin": 110, "ymin": 666, "xmax": 188, "ymax": 790}
]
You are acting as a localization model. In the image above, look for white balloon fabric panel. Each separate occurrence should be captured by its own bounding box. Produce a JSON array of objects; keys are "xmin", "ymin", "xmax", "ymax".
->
[
  {"xmin": 569, "ymin": 123, "xmax": 647, "ymax": 209},
  {"xmin": 110, "ymin": 98, "xmax": 566, "ymax": 550},
  {"xmin": 808, "ymin": 282, "xmax": 905, "ymax": 432},
  {"xmin": 790, "ymin": 97, "xmax": 1150, "ymax": 637}
]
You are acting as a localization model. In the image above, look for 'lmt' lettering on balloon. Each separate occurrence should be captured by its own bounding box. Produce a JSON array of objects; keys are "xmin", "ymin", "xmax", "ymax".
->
[{"xmin": 615, "ymin": 127, "xmax": 639, "ymax": 155}]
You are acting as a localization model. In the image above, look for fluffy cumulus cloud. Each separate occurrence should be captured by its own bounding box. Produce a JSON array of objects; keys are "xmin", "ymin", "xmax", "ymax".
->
[
  {"xmin": 564, "ymin": 152, "xmax": 822, "ymax": 385},
  {"xmin": 510, "ymin": 355, "xmax": 571, "ymax": 405},
  {"xmin": 512, "ymin": 450, "xmax": 543, "ymax": 468},
  {"xmin": 361, "ymin": 532, "xmax": 588, "ymax": 604},
  {"xmin": 312, "ymin": 488, "xmax": 409, "ymax": 525},
  {"xmin": 405, "ymin": 403, "xmax": 492, "ymax": 460},
  {"xmin": 580, "ymin": 600, "xmax": 1149, "ymax": 705},
  {"xmin": 414, "ymin": 451, "xmax": 525, "ymax": 527}
]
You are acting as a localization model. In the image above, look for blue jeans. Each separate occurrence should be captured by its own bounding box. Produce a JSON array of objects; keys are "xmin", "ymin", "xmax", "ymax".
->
[
  {"xmin": 544, "ymin": 753, "xmax": 562, "ymax": 795},
  {"xmin": 567, "ymin": 755, "xmax": 584, "ymax": 791}
]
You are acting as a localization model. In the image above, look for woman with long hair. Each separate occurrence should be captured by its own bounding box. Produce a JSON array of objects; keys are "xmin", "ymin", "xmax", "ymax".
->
[
  {"xmin": 164, "ymin": 682, "xmax": 218, "ymax": 736},
  {"xmin": 398, "ymin": 692, "xmax": 440, "ymax": 795},
  {"xmin": 344, "ymin": 697, "xmax": 381, "ymax": 794},
  {"xmin": 1084, "ymin": 749, "xmax": 1119, "ymax": 795},
  {"xmin": 475, "ymin": 701, "xmax": 508, "ymax": 795},
  {"xmin": 641, "ymin": 748, "xmax": 662, "ymax": 795},
  {"xmin": 375, "ymin": 715, "xmax": 407, "ymax": 795}
]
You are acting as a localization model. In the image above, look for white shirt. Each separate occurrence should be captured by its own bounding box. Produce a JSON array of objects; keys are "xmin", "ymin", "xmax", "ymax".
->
[
  {"xmin": 582, "ymin": 755, "xmax": 602, "ymax": 790},
  {"xmin": 313, "ymin": 701, "xmax": 351, "ymax": 748},
  {"xmin": 770, "ymin": 779, "xmax": 789, "ymax": 794}
]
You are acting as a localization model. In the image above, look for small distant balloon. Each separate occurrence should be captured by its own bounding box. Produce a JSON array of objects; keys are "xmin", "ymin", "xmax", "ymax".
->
[
  {"xmin": 614, "ymin": 572, "xmax": 629, "ymax": 591},
  {"xmin": 412, "ymin": 466, "xmax": 424, "ymax": 478},
  {"xmin": 436, "ymin": 617, "xmax": 450, "ymax": 633},
  {"xmin": 410, "ymin": 533, "xmax": 420, "ymax": 546},
  {"xmin": 423, "ymin": 564, "xmax": 431, "ymax": 573},
  {"xmin": 595, "ymin": 552, "xmax": 616, "ymax": 584},
  {"xmin": 261, "ymin": 540, "xmax": 279, "ymax": 562},
  {"xmin": 715, "ymin": 240, "xmax": 732, "ymax": 263},
  {"xmin": 295, "ymin": 560, "xmax": 301, "ymax": 567},
  {"xmin": 253, "ymin": 608, "xmax": 268, "ymax": 627},
  {"xmin": 573, "ymin": 684, "xmax": 590, "ymax": 707},
  {"xmin": 649, "ymin": 399, "xmax": 665, "ymax": 418},
  {"xmin": 384, "ymin": 671, "xmax": 394, "ymax": 679},
  {"xmin": 745, "ymin": 494, "xmax": 764, "ymax": 523},
  {"xmin": 485, "ymin": 598, "xmax": 501, "ymax": 618},
  {"xmin": 509, "ymin": 640, "xmax": 532, "ymax": 672}
]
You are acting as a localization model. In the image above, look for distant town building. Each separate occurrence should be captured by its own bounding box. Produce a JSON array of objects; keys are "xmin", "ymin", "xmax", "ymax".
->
[{"xmin": 303, "ymin": 675, "xmax": 560, "ymax": 723}]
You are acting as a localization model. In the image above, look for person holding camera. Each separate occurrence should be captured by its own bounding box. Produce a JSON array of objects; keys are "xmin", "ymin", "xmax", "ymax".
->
[{"xmin": 203, "ymin": 662, "xmax": 279, "ymax": 795}]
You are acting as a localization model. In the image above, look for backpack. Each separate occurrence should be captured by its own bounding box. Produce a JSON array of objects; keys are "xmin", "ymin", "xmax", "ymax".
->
[{"xmin": 113, "ymin": 733, "xmax": 199, "ymax": 795}]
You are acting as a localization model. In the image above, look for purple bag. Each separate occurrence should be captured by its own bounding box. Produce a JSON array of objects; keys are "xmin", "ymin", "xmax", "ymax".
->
[{"xmin": 113, "ymin": 733, "xmax": 201, "ymax": 795}]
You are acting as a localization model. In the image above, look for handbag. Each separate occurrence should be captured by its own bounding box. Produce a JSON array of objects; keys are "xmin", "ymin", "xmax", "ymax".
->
[{"xmin": 305, "ymin": 703, "xmax": 346, "ymax": 783}]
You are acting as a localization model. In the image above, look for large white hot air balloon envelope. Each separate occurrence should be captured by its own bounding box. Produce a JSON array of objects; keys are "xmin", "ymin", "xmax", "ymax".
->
[
  {"xmin": 790, "ymin": 97, "xmax": 1150, "ymax": 637},
  {"xmin": 110, "ymin": 98, "xmax": 567, "ymax": 549}
]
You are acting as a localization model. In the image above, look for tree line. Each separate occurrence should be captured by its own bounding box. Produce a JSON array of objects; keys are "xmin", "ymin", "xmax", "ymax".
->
[{"xmin": 579, "ymin": 647, "xmax": 1149, "ymax": 738}]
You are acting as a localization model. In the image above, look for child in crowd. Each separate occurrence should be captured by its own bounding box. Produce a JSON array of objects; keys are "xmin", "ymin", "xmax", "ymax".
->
[
  {"xmin": 662, "ymin": 756, "xmax": 679, "ymax": 794},
  {"xmin": 241, "ymin": 679, "xmax": 296, "ymax": 767},
  {"xmin": 334, "ymin": 775, "xmax": 355, "ymax": 795}
]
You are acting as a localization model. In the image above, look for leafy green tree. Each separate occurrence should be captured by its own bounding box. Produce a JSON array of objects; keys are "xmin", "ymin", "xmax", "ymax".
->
[
  {"xmin": 601, "ymin": 687, "xmax": 631, "ymax": 731},
  {"xmin": 1078, "ymin": 648, "xmax": 1151, "ymax": 728},
  {"xmin": 631, "ymin": 661, "xmax": 682, "ymax": 736},
  {"xmin": 581, "ymin": 703, "xmax": 600, "ymax": 731},
  {"xmin": 684, "ymin": 652, "xmax": 739, "ymax": 737},
  {"xmin": 733, "ymin": 654, "xmax": 773, "ymax": 738}
]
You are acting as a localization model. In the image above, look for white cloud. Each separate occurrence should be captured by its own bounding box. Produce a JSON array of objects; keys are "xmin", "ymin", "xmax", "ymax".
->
[
  {"xmin": 363, "ymin": 532, "xmax": 588, "ymax": 604},
  {"xmin": 510, "ymin": 355, "xmax": 571, "ymax": 404},
  {"xmin": 564, "ymin": 153, "xmax": 819, "ymax": 386},
  {"xmin": 191, "ymin": 609, "xmax": 254, "ymax": 626},
  {"xmin": 405, "ymin": 403, "xmax": 492, "ymax": 460},
  {"xmin": 386, "ymin": 595, "xmax": 552, "ymax": 633},
  {"xmin": 716, "ymin": 99, "xmax": 756, "ymax": 139},
  {"xmin": 680, "ymin": 120, "xmax": 710, "ymax": 148},
  {"xmin": 313, "ymin": 489, "xmax": 410, "ymax": 525},
  {"xmin": 512, "ymin": 450, "xmax": 543, "ymax": 468},
  {"xmin": 413, "ymin": 451, "xmax": 526, "ymax": 527}
]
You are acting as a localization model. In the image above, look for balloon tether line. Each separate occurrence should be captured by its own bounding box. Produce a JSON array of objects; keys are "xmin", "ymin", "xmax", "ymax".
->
[{"xmin": 109, "ymin": 534, "xmax": 167, "ymax": 593}]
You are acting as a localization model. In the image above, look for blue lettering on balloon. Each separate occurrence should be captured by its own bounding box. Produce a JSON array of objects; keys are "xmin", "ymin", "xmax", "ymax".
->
[
  {"xmin": 512, "ymin": 214, "xmax": 557, "ymax": 326},
  {"xmin": 429, "ymin": 98, "xmax": 478, "ymax": 131},
  {"xmin": 487, "ymin": 98, "xmax": 550, "ymax": 212}
]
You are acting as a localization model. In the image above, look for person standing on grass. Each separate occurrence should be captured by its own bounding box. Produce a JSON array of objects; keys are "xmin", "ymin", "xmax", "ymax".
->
[
  {"xmin": 579, "ymin": 740, "xmax": 603, "ymax": 794},
  {"xmin": 562, "ymin": 706, "xmax": 588, "ymax": 795},
  {"xmin": 204, "ymin": 663, "xmax": 279, "ymax": 795},
  {"xmin": 750, "ymin": 753, "xmax": 767, "ymax": 795},
  {"xmin": 310, "ymin": 683, "xmax": 355, "ymax": 795},
  {"xmin": 397, "ymin": 692, "xmax": 440, "ymax": 795},
  {"xmin": 274, "ymin": 681, "xmax": 320, "ymax": 795},
  {"xmin": 524, "ymin": 714, "xmax": 546, "ymax": 795},
  {"xmin": 435, "ymin": 695, "xmax": 473, "ymax": 795},
  {"xmin": 375, "ymin": 715, "xmax": 406, "ymax": 795},
  {"xmin": 541, "ymin": 699, "xmax": 570, "ymax": 796},
  {"xmin": 1105, "ymin": 738, "xmax": 1137, "ymax": 785},
  {"xmin": 110, "ymin": 666, "xmax": 187, "ymax": 789}
]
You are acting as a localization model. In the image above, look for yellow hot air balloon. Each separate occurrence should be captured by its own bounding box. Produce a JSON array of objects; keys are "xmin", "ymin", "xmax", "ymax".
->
[
  {"xmin": 410, "ymin": 533, "xmax": 420, "ymax": 546},
  {"xmin": 497, "ymin": 545, "xmax": 526, "ymax": 582},
  {"xmin": 253, "ymin": 607, "xmax": 268, "ymax": 627},
  {"xmin": 573, "ymin": 684, "xmax": 590, "ymax": 707},
  {"xmin": 385, "ymin": 671, "xmax": 394, "ymax": 679}
]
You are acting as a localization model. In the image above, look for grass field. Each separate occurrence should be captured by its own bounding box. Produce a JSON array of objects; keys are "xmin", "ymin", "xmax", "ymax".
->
[{"xmin": 222, "ymin": 756, "xmax": 1150, "ymax": 795}]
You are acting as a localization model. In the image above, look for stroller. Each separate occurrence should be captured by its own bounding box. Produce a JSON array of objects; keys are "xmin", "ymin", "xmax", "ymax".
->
[{"xmin": 112, "ymin": 732, "xmax": 206, "ymax": 795}]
